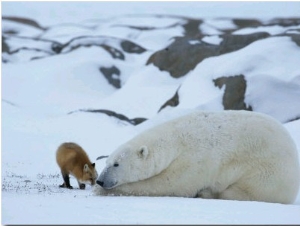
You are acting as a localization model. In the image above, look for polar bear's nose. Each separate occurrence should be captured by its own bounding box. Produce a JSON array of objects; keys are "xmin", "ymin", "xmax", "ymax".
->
[{"xmin": 97, "ymin": 180, "xmax": 104, "ymax": 187}]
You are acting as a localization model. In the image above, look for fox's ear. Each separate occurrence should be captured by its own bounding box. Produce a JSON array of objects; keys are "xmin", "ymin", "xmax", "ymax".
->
[
  {"xmin": 83, "ymin": 164, "xmax": 89, "ymax": 172},
  {"xmin": 92, "ymin": 163, "xmax": 95, "ymax": 168}
]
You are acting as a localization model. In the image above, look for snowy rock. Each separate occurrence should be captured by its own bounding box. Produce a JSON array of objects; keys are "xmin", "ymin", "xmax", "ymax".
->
[
  {"xmin": 147, "ymin": 36, "xmax": 219, "ymax": 78},
  {"xmin": 213, "ymin": 75, "xmax": 252, "ymax": 111},
  {"xmin": 2, "ymin": 15, "xmax": 300, "ymax": 123}
]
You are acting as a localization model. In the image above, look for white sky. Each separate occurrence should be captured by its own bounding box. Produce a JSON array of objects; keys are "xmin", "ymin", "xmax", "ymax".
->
[{"xmin": 2, "ymin": 1, "xmax": 300, "ymax": 26}]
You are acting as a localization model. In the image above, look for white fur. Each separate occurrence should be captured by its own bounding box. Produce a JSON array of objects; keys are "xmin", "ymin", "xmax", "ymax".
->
[{"xmin": 94, "ymin": 110, "xmax": 300, "ymax": 204}]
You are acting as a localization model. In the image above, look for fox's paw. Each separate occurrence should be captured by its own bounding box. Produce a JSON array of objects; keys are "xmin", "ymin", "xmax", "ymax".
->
[
  {"xmin": 59, "ymin": 183, "xmax": 66, "ymax": 188},
  {"xmin": 59, "ymin": 183, "xmax": 73, "ymax": 189}
]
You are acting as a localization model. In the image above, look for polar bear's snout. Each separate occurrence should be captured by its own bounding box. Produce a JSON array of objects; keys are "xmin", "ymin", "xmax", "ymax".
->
[
  {"xmin": 96, "ymin": 176, "xmax": 118, "ymax": 189},
  {"xmin": 96, "ymin": 180, "xmax": 104, "ymax": 187},
  {"xmin": 97, "ymin": 166, "xmax": 118, "ymax": 189}
]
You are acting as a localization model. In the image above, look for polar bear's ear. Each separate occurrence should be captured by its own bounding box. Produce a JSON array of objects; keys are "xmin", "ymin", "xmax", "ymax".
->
[{"xmin": 138, "ymin": 145, "xmax": 148, "ymax": 159}]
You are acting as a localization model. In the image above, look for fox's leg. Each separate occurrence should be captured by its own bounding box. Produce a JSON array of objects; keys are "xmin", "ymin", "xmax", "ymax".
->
[
  {"xmin": 59, "ymin": 171, "xmax": 73, "ymax": 189},
  {"xmin": 77, "ymin": 181, "xmax": 86, "ymax": 190}
]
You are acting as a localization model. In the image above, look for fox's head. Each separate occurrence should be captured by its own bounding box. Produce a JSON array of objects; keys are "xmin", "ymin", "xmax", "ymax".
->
[{"xmin": 80, "ymin": 163, "xmax": 98, "ymax": 185}]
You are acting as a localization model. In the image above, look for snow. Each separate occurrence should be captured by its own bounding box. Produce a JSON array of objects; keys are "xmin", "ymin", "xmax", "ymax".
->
[
  {"xmin": 3, "ymin": 192, "xmax": 300, "ymax": 224},
  {"xmin": 233, "ymin": 24, "xmax": 300, "ymax": 35},
  {"xmin": 2, "ymin": 2, "xmax": 300, "ymax": 225},
  {"xmin": 178, "ymin": 36, "xmax": 300, "ymax": 122},
  {"xmin": 3, "ymin": 2, "xmax": 300, "ymax": 25},
  {"xmin": 202, "ymin": 35, "xmax": 223, "ymax": 45}
]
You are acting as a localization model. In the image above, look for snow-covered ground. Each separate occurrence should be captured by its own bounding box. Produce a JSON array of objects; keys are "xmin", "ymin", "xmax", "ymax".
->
[{"xmin": 2, "ymin": 2, "xmax": 300, "ymax": 224}]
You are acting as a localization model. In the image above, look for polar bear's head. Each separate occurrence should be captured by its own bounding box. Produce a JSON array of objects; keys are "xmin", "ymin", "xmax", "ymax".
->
[
  {"xmin": 97, "ymin": 129, "xmax": 180, "ymax": 189},
  {"xmin": 97, "ymin": 122, "xmax": 181, "ymax": 189},
  {"xmin": 96, "ymin": 143, "xmax": 157, "ymax": 189}
]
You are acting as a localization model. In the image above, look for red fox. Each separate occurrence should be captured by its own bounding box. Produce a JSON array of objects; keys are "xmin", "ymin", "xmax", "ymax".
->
[{"xmin": 56, "ymin": 142, "xmax": 98, "ymax": 189}]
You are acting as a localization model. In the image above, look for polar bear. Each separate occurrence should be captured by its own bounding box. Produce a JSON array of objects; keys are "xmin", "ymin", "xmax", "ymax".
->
[{"xmin": 94, "ymin": 110, "xmax": 300, "ymax": 204}]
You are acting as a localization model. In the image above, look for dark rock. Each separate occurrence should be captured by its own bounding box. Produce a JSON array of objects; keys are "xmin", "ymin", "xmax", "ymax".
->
[
  {"xmin": 2, "ymin": 16, "xmax": 46, "ymax": 30},
  {"xmin": 96, "ymin": 155, "xmax": 109, "ymax": 160},
  {"xmin": 116, "ymin": 25, "xmax": 156, "ymax": 31},
  {"xmin": 287, "ymin": 116, "xmax": 300, "ymax": 123},
  {"xmin": 232, "ymin": 19, "xmax": 262, "ymax": 28},
  {"xmin": 213, "ymin": 75, "xmax": 252, "ymax": 111},
  {"xmin": 182, "ymin": 19, "xmax": 203, "ymax": 37},
  {"xmin": 147, "ymin": 36, "xmax": 219, "ymax": 78},
  {"xmin": 68, "ymin": 109, "xmax": 147, "ymax": 126},
  {"xmin": 51, "ymin": 42, "xmax": 63, "ymax": 54},
  {"xmin": 128, "ymin": 118, "xmax": 148, "ymax": 125},
  {"xmin": 158, "ymin": 86, "xmax": 180, "ymax": 112},
  {"xmin": 268, "ymin": 18, "xmax": 300, "ymax": 27},
  {"xmin": 61, "ymin": 36, "xmax": 125, "ymax": 60},
  {"xmin": 219, "ymin": 32, "xmax": 270, "ymax": 55},
  {"xmin": 3, "ymin": 35, "xmax": 62, "ymax": 56},
  {"xmin": 120, "ymin": 40, "xmax": 146, "ymax": 54},
  {"xmin": 102, "ymin": 44, "xmax": 125, "ymax": 60},
  {"xmin": 99, "ymin": 66, "xmax": 121, "ymax": 89},
  {"xmin": 2, "ymin": 36, "xmax": 9, "ymax": 53},
  {"xmin": 287, "ymin": 34, "xmax": 300, "ymax": 47},
  {"xmin": 2, "ymin": 29, "xmax": 18, "ymax": 35},
  {"xmin": 147, "ymin": 32, "xmax": 270, "ymax": 78}
]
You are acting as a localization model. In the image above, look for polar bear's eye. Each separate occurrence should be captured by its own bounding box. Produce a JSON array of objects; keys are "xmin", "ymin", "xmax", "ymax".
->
[{"xmin": 113, "ymin": 163, "xmax": 119, "ymax": 167}]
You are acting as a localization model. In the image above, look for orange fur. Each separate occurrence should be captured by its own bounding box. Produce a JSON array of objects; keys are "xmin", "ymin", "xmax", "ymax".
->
[{"xmin": 56, "ymin": 142, "xmax": 98, "ymax": 189}]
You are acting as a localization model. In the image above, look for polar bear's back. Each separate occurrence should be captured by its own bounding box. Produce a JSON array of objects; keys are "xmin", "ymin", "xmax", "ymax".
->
[
  {"xmin": 168, "ymin": 110, "xmax": 300, "ymax": 203},
  {"xmin": 169, "ymin": 110, "xmax": 296, "ymax": 157}
]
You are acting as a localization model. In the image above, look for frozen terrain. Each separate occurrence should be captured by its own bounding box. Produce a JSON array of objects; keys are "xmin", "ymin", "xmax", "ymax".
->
[{"xmin": 2, "ymin": 2, "xmax": 300, "ymax": 224}]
